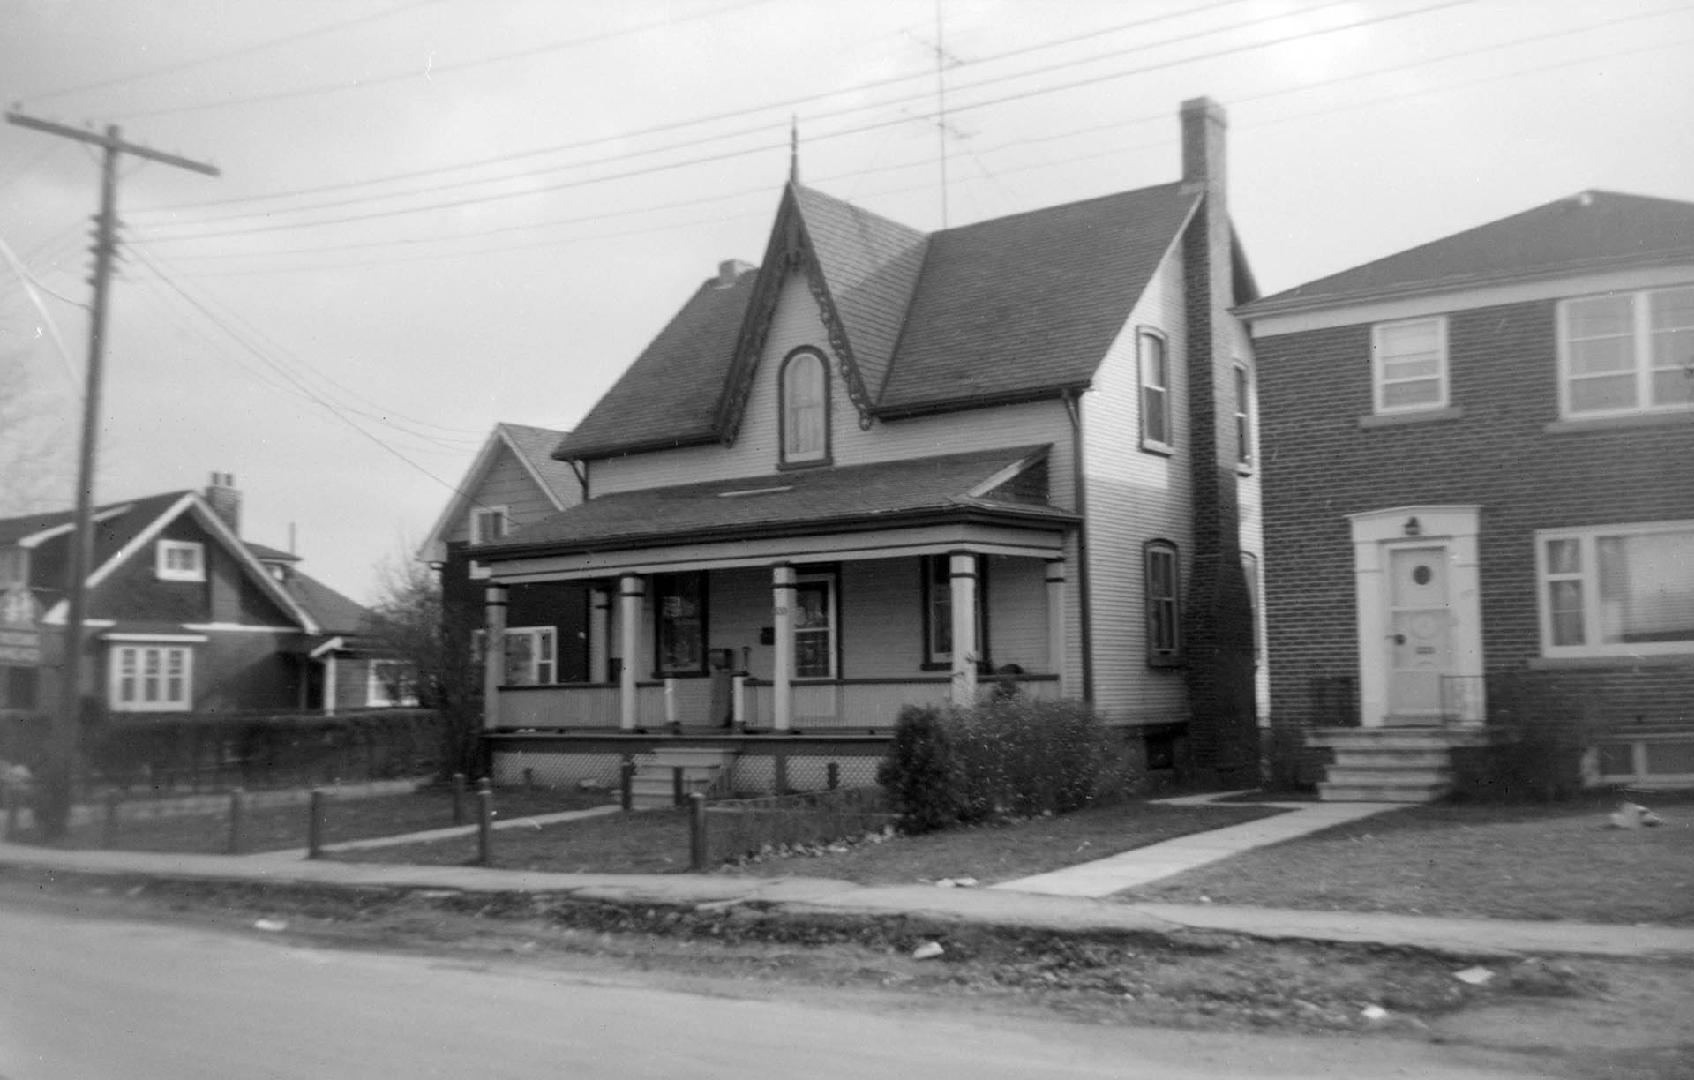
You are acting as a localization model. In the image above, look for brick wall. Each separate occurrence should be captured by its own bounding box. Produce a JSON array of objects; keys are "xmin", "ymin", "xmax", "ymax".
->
[{"xmin": 1255, "ymin": 296, "xmax": 1694, "ymax": 764}]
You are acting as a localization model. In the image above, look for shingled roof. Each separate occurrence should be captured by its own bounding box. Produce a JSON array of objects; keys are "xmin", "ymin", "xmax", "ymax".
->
[
  {"xmin": 557, "ymin": 179, "xmax": 1202, "ymax": 460},
  {"xmin": 478, "ymin": 445, "xmax": 1071, "ymax": 558},
  {"xmin": 1245, "ymin": 190, "xmax": 1694, "ymax": 316}
]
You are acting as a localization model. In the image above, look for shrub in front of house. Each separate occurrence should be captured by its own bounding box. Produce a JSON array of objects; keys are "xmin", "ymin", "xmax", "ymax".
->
[{"xmin": 878, "ymin": 697, "xmax": 1127, "ymax": 832}]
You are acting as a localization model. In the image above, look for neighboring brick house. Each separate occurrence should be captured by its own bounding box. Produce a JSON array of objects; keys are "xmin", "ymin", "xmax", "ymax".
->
[
  {"xmin": 419, "ymin": 422, "xmax": 586, "ymax": 688},
  {"xmin": 1241, "ymin": 190, "xmax": 1694, "ymax": 797},
  {"xmin": 467, "ymin": 98, "xmax": 1265, "ymax": 794},
  {"xmin": 0, "ymin": 474, "xmax": 403, "ymax": 721}
]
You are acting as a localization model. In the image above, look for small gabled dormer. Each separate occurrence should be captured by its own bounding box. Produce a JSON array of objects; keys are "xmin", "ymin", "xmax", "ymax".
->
[{"xmin": 155, "ymin": 539, "xmax": 206, "ymax": 582}]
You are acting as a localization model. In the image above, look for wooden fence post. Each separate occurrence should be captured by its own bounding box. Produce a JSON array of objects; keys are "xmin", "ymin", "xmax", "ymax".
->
[
  {"xmin": 671, "ymin": 766, "xmax": 684, "ymax": 808},
  {"xmin": 102, "ymin": 790, "xmax": 121, "ymax": 848},
  {"xmin": 773, "ymin": 751, "xmax": 789, "ymax": 796},
  {"xmin": 307, "ymin": 789, "xmax": 326, "ymax": 859},
  {"xmin": 688, "ymin": 791, "xmax": 707, "ymax": 872},
  {"xmin": 827, "ymin": 761, "xmax": 839, "ymax": 791},
  {"xmin": 620, "ymin": 760, "xmax": 635, "ymax": 812},
  {"xmin": 451, "ymin": 772, "xmax": 466, "ymax": 825},
  {"xmin": 226, "ymin": 787, "xmax": 247, "ymax": 855},
  {"xmin": 476, "ymin": 782, "xmax": 494, "ymax": 866}
]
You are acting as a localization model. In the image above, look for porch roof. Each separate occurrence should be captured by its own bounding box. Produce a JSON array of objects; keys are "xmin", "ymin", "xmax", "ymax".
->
[{"xmin": 477, "ymin": 445, "xmax": 1074, "ymax": 560}]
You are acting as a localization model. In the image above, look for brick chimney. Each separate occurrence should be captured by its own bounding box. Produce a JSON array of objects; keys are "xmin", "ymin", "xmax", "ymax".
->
[
  {"xmin": 205, "ymin": 471, "xmax": 241, "ymax": 537},
  {"xmin": 1177, "ymin": 97, "xmax": 1259, "ymax": 782},
  {"xmin": 714, "ymin": 259, "xmax": 755, "ymax": 288}
]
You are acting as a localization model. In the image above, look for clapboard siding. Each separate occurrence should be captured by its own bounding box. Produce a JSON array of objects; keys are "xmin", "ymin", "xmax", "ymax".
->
[
  {"xmin": 444, "ymin": 444, "xmax": 561, "ymax": 545},
  {"xmin": 1080, "ymin": 244, "xmax": 1193, "ymax": 724}
]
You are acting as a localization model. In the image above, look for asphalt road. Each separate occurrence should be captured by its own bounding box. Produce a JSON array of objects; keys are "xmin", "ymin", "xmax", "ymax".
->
[{"xmin": 0, "ymin": 902, "xmax": 1550, "ymax": 1080}]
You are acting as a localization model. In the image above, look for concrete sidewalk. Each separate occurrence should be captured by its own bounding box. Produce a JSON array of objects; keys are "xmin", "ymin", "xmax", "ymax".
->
[{"xmin": 4, "ymin": 840, "xmax": 1692, "ymax": 961}]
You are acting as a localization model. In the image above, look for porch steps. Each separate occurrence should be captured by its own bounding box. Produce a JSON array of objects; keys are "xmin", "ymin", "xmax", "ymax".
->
[
  {"xmin": 629, "ymin": 747, "xmax": 739, "ymax": 810},
  {"xmin": 1306, "ymin": 727, "xmax": 1491, "ymax": 803}
]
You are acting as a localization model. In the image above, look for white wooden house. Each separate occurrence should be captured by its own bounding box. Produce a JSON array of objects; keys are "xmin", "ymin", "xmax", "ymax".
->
[{"xmin": 472, "ymin": 99, "xmax": 1265, "ymax": 793}]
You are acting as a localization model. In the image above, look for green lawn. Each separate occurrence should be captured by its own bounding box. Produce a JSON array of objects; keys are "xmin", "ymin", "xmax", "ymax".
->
[
  {"xmin": 332, "ymin": 799, "xmax": 1286, "ymax": 882},
  {"xmin": 1123, "ymin": 795, "xmax": 1694, "ymax": 925}
]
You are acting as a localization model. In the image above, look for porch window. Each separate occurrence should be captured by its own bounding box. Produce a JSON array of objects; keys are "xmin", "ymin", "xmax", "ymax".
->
[
  {"xmin": 1371, "ymin": 317, "xmax": 1447, "ymax": 414},
  {"xmin": 470, "ymin": 506, "xmax": 509, "ymax": 544},
  {"xmin": 1537, "ymin": 522, "xmax": 1694, "ymax": 657},
  {"xmin": 1559, "ymin": 285, "xmax": 1694, "ymax": 417},
  {"xmin": 1139, "ymin": 330, "xmax": 1171, "ymax": 453},
  {"xmin": 794, "ymin": 574, "xmax": 836, "ymax": 679},
  {"xmin": 1145, "ymin": 541, "xmax": 1181, "ymax": 663},
  {"xmin": 156, "ymin": 540, "xmax": 205, "ymax": 582},
  {"xmin": 653, "ymin": 572, "xmax": 708, "ymax": 675},
  {"xmin": 110, "ymin": 645, "xmax": 192, "ymax": 711},
  {"xmin": 780, "ymin": 348, "xmax": 829, "ymax": 465},
  {"xmin": 922, "ymin": 555, "xmax": 985, "ymax": 669},
  {"xmin": 503, "ymin": 626, "xmax": 557, "ymax": 685},
  {"xmin": 366, "ymin": 660, "xmax": 419, "ymax": 707}
]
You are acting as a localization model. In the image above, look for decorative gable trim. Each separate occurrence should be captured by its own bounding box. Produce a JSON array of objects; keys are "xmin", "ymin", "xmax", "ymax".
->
[{"xmin": 716, "ymin": 184, "xmax": 877, "ymax": 445}]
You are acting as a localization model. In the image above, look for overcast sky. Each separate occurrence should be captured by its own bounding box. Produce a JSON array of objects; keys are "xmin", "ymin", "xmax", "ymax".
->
[{"xmin": 2, "ymin": 0, "xmax": 1691, "ymax": 602}]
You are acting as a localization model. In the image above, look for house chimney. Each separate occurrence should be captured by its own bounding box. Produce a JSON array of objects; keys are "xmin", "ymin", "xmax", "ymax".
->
[
  {"xmin": 205, "ymin": 471, "xmax": 241, "ymax": 537},
  {"xmin": 714, "ymin": 259, "xmax": 755, "ymax": 288},
  {"xmin": 1176, "ymin": 97, "xmax": 1258, "ymax": 782}
]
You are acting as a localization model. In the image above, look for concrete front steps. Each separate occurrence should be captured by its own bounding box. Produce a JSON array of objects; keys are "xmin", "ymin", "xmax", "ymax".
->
[
  {"xmin": 1306, "ymin": 725, "xmax": 1493, "ymax": 802},
  {"xmin": 629, "ymin": 747, "xmax": 739, "ymax": 809}
]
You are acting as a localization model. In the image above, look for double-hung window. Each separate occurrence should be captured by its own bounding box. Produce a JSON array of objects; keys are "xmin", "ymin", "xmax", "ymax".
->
[
  {"xmin": 502, "ymin": 626, "xmax": 557, "ymax": 685},
  {"xmin": 1232, "ymin": 362, "xmax": 1253, "ymax": 467},
  {"xmin": 793, "ymin": 575, "xmax": 837, "ymax": 679},
  {"xmin": 470, "ymin": 506, "xmax": 509, "ymax": 544},
  {"xmin": 1537, "ymin": 522, "xmax": 1694, "ymax": 657},
  {"xmin": 653, "ymin": 572, "xmax": 707, "ymax": 676},
  {"xmin": 921, "ymin": 555, "xmax": 986, "ymax": 669},
  {"xmin": 1371, "ymin": 317, "xmax": 1447, "ymax": 414},
  {"xmin": 1145, "ymin": 541, "xmax": 1182, "ymax": 664},
  {"xmin": 156, "ymin": 540, "xmax": 205, "ymax": 582},
  {"xmin": 110, "ymin": 645, "xmax": 192, "ymax": 711},
  {"xmin": 1560, "ymin": 285, "xmax": 1694, "ymax": 417},
  {"xmin": 1139, "ymin": 330, "xmax": 1172, "ymax": 453}
]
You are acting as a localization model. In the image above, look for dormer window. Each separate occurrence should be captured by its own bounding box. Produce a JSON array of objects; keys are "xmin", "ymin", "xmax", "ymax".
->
[
  {"xmin": 780, "ymin": 347, "xmax": 830, "ymax": 466},
  {"xmin": 470, "ymin": 506, "xmax": 509, "ymax": 544},
  {"xmin": 156, "ymin": 540, "xmax": 205, "ymax": 582}
]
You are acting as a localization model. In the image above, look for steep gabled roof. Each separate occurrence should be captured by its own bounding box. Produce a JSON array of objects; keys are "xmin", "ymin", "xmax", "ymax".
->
[
  {"xmin": 1245, "ymin": 190, "xmax": 1694, "ymax": 316},
  {"xmin": 556, "ymin": 178, "xmax": 1204, "ymax": 460},
  {"xmin": 417, "ymin": 421, "xmax": 581, "ymax": 562},
  {"xmin": 279, "ymin": 568, "xmax": 372, "ymax": 637},
  {"xmin": 478, "ymin": 445, "xmax": 1071, "ymax": 557}
]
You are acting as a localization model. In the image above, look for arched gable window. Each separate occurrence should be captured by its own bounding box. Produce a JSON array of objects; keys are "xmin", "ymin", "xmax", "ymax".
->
[{"xmin": 780, "ymin": 348, "xmax": 830, "ymax": 466}]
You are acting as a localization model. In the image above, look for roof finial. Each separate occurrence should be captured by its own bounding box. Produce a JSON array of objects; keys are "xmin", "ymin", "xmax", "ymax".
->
[{"xmin": 789, "ymin": 114, "xmax": 799, "ymax": 184}]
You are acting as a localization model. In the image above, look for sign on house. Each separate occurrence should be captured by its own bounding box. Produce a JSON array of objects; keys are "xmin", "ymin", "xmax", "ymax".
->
[{"xmin": 0, "ymin": 588, "xmax": 41, "ymax": 665}]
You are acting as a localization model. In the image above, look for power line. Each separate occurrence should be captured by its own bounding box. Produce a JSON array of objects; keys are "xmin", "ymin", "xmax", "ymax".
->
[
  {"xmin": 25, "ymin": 0, "xmax": 445, "ymax": 103},
  {"xmin": 129, "ymin": 0, "xmax": 1260, "ymax": 222},
  {"xmin": 110, "ymin": 0, "xmax": 779, "ymax": 122},
  {"xmin": 135, "ymin": 0, "xmax": 1468, "ymax": 244}
]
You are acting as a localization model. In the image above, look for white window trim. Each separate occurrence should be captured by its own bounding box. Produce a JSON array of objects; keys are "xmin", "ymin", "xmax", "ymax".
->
[
  {"xmin": 1138, "ymin": 329, "xmax": 1172, "ymax": 454},
  {"xmin": 1535, "ymin": 519, "xmax": 1694, "ymax": 658},
  {"xmin": 366, "ymin": 660, "xmax": 419, "ymax": 707},
  {"xmin": 1145, "ymin": 541, "xmax": 1182, "ymax": 661},
  {"xmin": 155, "ymin": 539, "xmax": 206, "ymax": 582},
  {"xmin": 1371, "ymin": 316, "xmax": 1449, "ymax": 415},
  {"xmin": 470, "ymin": 505, "xmax": 509, "ymax": 545},
  {"xmin": 793, "ymin": 573, "xmax": 837, "ymax": 680},
  {"xmin": 1557, "ymin": 284, "xmax": 1694, "ymax": 420},
  {"xmin": 780, "ymin": 349, "xmax": 830, "ymax": 465},
  {"xmin": 1232, "ymin": 361, "xmax": 1254, "ymax": 469},
  {"xmin": 108, "ymin": 643, "xmax": 193, "ymax": 712},
  {"xmin": 503, "ymin": 625, "xmax": 557, "ymax": 685}
]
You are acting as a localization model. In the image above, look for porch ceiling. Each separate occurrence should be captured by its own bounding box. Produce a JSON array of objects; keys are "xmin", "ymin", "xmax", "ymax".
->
[{"xmin": 478, "ymin": 445, "xmax": 1073, "ymax": 559}]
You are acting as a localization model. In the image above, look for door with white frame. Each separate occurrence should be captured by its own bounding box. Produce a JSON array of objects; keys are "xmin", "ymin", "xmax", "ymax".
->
[{"xmin": 1383, "ymin": 543, "xmax": 1453, "ymax": 720}]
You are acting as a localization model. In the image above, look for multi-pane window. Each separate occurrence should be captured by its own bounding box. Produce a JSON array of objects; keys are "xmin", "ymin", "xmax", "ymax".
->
[
  {"xmin": 503, "ymin": 627, "xmax": 557, "ymax": 685},
  {"xmin": 110, "ymin": 645, "xmax": 191, "ymax": 711},
  {"xmin": 1139, "ymin": 330, "xmax": 1171, "ymax": 452},
  {"xmin": 922, "ymin": 554, "xmax": 985, "ymax": 668},
  {"xmin": 155, "ymin": 540, "xmax": 205, "ymax": 582},
  {"xmin": 366, "ymin": 660, "xmax": 419, "ymax": 706},
  {"xmin": 1145, "ymin": 541, "xmax": 1181, "ymax": 662},
  {"xmin": 1371, "ymin": 317, "xmax": 1447, "ymax": 413},
  {"xmin": 1538, "ymin": 522, "xmax": 1694, "ymax": 657},
  {"xmin": 1560, "ymin": 285, "xmax": 1694, "ymax": 417},
  {"xmin": 1233, "ymin": 362, "xmax": 1252, "ymax": 466},
  {"xmin": 793, "ymin": 577, "xmax": 836, "ymax": 679},
  {"xmin": 781, "ymin": 349, "xmax": 829, "ymax": 464},
  {"xmin": 470, "ymin": 506, "xmax": 509, "ymax": 544},
  {"xmin": 653, "ymin": 573, "xmax": 707, "ymax": 675}
]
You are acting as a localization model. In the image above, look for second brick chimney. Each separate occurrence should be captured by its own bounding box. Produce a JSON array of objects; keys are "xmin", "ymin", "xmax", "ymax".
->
[{"xmin": 205, "ymin": 471, "xmax": 241, "ymax": 537}]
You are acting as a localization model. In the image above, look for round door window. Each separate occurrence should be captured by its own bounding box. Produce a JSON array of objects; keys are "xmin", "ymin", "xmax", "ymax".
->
[{"xmin": 1412, "ymin": 565, "xmax": 1433, "ymax": 586}]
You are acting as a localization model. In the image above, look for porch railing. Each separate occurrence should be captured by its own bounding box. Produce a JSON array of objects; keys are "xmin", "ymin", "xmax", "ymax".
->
[
  {"xmin": 742, "ymin": 674, "xmax": 1061, "ymax": 730},
  {"xmin": 499, "ymin": 683, "xmax": 620, "ymax": 729}
]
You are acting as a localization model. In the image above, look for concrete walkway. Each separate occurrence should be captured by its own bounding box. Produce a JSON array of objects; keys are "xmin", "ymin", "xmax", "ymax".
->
[
  {"xmin": 3, "ymin": 839, "xmax": 1692, "ymax": 961},
  {"xmin": 994, "ymin": 792, "xmax": 1400, "ymax": 897}
]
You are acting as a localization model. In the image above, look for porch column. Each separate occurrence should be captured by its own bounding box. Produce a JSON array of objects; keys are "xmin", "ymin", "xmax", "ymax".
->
[
  {"xmin": 1045, "ymin": 559, "xmax": 1068, "ymax": 696},
  {"xmin": 481, "ymin": 584, "xmax": 507, "ymax": 730},
  {"xmin": 588, "ymin": 586, "xmax": 611, "ymax": 684},
  {"xmin": 772, "ymin": 563, "xmax": 795, "ymax": 731},
  {"xmin": 949, "ymin": 551, "xmax": 979, "ymax": 707},
  {"xmin": 618, "ymin": 575, "xmax": 643, "ymax": 731},
  {"xmin": 323, "ymin": 653, "xmax": 338, "ymax": 717}
]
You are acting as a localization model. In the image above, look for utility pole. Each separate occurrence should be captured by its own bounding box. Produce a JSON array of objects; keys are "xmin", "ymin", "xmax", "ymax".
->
[{"xmin": 4, "ymin": 112, "xmax": 218, "ymax": 838}]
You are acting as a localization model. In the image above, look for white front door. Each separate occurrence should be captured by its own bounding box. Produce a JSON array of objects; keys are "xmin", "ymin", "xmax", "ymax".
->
[{"xmin": 1385, "ymin": 545, "xmax": 1452, "ymax": 719}]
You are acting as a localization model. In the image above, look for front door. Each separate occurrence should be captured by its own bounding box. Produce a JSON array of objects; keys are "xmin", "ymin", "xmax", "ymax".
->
[{"xmin": 1385, "ymin": 545, "xmax": 1452, "ymax": 719}]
